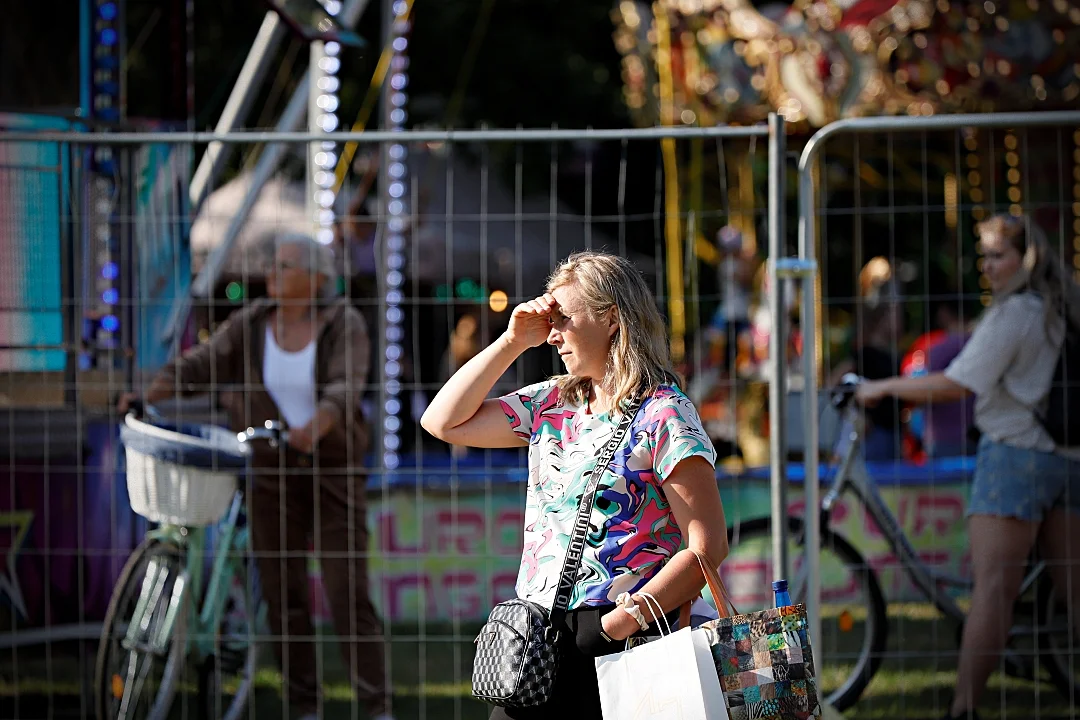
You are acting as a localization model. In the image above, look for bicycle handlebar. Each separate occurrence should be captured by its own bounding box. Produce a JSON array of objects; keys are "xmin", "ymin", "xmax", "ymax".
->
[
  {"xmin": 124, "ymin": 402, "xmax": 290, "ymax": 450},
  {"xmin": 829, "ymin": 373, "xmax": 863, "ymax": 411},
  {"xmin": 125, "ymin": 400, "xmax": 164, "ymax": 422},
  {"xmin": 237, "ymin": 420, "xmax": 289, "ymax": 449}
]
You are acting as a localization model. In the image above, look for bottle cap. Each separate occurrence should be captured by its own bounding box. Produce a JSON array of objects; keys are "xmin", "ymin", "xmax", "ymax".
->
[{"xmin": 772, "ymin": 579, "xmax": 788, "ymax": 592}]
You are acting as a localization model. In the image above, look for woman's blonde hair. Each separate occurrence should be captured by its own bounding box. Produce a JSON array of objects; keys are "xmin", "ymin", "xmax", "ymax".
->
[
  {"xmin": 977, "ymin": 213, "xmax": 1080, "ymax": 331},
  {"xmin": 545, "ymin": 251, "xmax": 680, "ymax": 414}
]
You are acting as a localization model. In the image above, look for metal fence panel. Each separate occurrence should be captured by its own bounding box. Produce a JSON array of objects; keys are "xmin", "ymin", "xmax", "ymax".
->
[
  {"xmin": 0, "ymin": 125, "xmax": 793, "ymax": 720},
  {"xmin": 796, "ymin": 110, "xmax": 1080, "ymax": 719}
]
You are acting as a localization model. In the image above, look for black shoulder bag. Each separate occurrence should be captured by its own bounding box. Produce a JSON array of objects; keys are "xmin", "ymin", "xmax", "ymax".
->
[{"xmin": 471, "ymin": 394, "xmax": 645, "ymax": 708}]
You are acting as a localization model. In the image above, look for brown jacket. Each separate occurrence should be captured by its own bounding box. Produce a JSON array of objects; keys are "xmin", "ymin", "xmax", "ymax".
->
[{"xmin": 158, "ymin": 297, "xmax": 371, "ymax": 468}]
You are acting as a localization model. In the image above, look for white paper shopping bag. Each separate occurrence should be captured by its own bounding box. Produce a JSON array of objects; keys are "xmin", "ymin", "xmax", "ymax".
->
[
  {"xmin": 691, "ymin": 627, "xmax": 728, "ymax": 715},
  {"xmin": 595, "ymin": 627, "xmax": 729, "ymax": 720}
]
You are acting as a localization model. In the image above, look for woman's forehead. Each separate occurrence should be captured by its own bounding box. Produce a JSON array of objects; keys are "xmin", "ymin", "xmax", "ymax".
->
[
  {"xmin": 979, "ymin": 232, "xmax": 1008, "ymax": 251},
  {"xmin": 276, "ymin": 242, "xmax": 300, "ymax": 258},
  {"xmin": 275, "ymin": 243, "xmax": 309, "ymax": 264},
  {"xmin": 550, "ymin": 284, "xmax": 581, "ymax": 309}
]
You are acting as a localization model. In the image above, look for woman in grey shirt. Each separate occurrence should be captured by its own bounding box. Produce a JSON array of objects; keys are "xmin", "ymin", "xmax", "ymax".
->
[{"xmin": 856, "ymin": 214, "xmax": 1080, "ymax": 720}]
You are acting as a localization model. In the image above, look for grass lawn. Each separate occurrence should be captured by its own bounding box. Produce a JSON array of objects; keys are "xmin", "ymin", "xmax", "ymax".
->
[
  {"xmin": 1, "ymin": 604, "xmax": 1076, "ymax": 719},
  {"xmin": 849, "ymin": 603, "xmax": 1077, "ymax": 720}
]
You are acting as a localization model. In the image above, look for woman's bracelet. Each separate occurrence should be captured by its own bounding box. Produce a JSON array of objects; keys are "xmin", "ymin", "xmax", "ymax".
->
[{"xmin": 615, "ymin": 592, "xmax": 649, "ymax": 631}]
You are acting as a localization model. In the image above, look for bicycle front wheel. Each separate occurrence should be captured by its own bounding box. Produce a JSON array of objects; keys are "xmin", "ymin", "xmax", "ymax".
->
[
  {"xmin": 95, "ymin": 537, "xmax": 189, "ymax": 720},
  {"xmin": 725, "ymin": 516, "xmax": 888, "ymax": 711},
  {"xmin": 198, "ymin": 546, "xmax": 264, "ymax": 720}
]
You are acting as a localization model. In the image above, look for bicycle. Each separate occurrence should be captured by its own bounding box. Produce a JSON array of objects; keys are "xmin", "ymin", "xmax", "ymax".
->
[
  {"xmin": 94, "ymin": 408, "xmax": 287, "ymax": 720},
  {"xmin": 723, "ymin": 377, "xmax": 1078, "ymax": 711}
]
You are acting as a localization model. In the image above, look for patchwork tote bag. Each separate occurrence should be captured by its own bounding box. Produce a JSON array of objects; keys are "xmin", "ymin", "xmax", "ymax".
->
[{"xmin": 630, "ymin": 551, "xmax": 822, "ymax": 720}]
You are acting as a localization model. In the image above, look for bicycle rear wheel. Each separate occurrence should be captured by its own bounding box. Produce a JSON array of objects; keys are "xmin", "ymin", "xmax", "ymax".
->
[
  {"xmin": 725, "ymin": 516, "xmax": 888, "ymax": 711},
  {"xmin": 95, "ymin": 538, "xmax": 189, "ymax": 720},
  {"xmin": 1039, "ymin": 578, "xmax": 1080, "ymax": 705}
]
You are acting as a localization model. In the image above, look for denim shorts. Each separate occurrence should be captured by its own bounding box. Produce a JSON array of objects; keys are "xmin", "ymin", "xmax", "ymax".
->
[{"xmin": 969, "ymin": 435, "xmax": 1080, "ymax": 522}]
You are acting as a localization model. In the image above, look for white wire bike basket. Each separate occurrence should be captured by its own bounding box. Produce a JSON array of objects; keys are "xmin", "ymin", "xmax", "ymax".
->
[{"xmin": 120, "ymin": 414, "xmax": 252, "ymax": 527}]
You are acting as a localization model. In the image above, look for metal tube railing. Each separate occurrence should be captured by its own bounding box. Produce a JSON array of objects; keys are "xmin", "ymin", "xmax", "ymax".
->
[
  {"xmin": 0, "ymin": 126, "xmax": 769, "ymax": 145},
  {"xmin": 766, "ymin": 112, "xmax": 789, "ymax": 583}
]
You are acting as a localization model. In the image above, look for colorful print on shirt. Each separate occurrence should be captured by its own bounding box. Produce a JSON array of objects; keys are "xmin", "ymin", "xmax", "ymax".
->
[{"xmin": 498, "ymin": 381, "xmax": 717, "ymax": 610}]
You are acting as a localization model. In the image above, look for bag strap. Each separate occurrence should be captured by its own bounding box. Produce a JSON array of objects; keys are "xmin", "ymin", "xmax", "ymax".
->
[
  {"xmin": 549, "ymin": 393, "xmax": 646, "ymax": 630},
  {"xmin": 678, "ymin": 549, "xmax": 738, "ymax": 629}
]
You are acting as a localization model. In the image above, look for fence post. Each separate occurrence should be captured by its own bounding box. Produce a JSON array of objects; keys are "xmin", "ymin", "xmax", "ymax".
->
[
  {"xmin": 766, "ymin": 112, "xmax": 789, "ymax": 583},
  {"xmin": 795, "ymin": 135, "xmax": 824, "ymax": 695}
]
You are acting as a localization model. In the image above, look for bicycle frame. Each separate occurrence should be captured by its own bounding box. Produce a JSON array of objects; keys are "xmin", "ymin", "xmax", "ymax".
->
[
  {"xmin": 820, "ymin": 405, "xmax": 1048, "ymax": 626},
  {"xmin": 819, "ymin": 408, "xmax": 968, "ymax": 622},
  {"xmin": 127, "ymin": 491, "xmax": 252, "ymax": 663}
]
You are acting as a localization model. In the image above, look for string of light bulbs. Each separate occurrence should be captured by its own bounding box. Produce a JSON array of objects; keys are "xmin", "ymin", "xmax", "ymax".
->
[
  {"xmin": 88, "ymin": 0, "xmax": 123, "ymax": 364},
  {"xmin": 382, "ymin": 0, "xmax": 410, "ymax": 471},
  {"xmin": 311, "ymin": 0, "xmax": 343, "ymax": 246}
]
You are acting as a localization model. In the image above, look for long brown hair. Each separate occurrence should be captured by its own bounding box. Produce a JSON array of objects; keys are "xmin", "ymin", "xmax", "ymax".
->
[
  {"xmin": 978, "ymin": 213, "xmax": 1080, "ymax": 332},
  {"xmin": 545, "ymin": 251, "xmax": 680, "ymax": 414}
]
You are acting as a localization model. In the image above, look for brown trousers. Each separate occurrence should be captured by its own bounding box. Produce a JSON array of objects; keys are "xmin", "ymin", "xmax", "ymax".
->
[{"xmin": 249, "ymin": 460, "xmax": 388, "ymax": 716}]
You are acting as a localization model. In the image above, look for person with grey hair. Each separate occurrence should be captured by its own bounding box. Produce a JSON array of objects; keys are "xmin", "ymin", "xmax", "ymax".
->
[
  {"xmin": 119, "ymin": 232, "xmax": 393, "ymax": 720},
  {"xmin": 270, "ymin": 231, "xmax": 339, "ymax": 296}
]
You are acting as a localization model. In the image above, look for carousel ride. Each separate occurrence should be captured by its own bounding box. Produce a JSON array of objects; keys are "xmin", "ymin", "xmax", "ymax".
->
[{"xmin": 614, "ymin": 0, "xmax": 1080, "ymax": 129}]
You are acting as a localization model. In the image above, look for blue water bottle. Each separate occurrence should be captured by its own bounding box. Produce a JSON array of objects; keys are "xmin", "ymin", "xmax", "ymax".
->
[{"xmin": 773, "ymin": 579, "xmax": 792, "ymax": 608}]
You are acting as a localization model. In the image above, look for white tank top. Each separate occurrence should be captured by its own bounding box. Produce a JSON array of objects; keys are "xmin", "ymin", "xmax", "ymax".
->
[{"xmin": 262, "ymin": 325, "xmax": 317, "ymax": 429}]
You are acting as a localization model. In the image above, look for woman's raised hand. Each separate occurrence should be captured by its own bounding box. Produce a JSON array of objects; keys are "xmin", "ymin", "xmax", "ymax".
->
[{"xmin": 504, "ymin": 293, "xmax": 558, "ymax": 350}]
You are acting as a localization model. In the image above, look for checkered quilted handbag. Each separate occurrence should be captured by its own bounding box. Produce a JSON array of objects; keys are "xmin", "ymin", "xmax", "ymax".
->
[
  {"xmin": 471, "ymin": 396, "xmax": 644, "ymax": 707},
  {"xmin": 691, "ymin": 552, "xmax": 822, "ymax": 720}
]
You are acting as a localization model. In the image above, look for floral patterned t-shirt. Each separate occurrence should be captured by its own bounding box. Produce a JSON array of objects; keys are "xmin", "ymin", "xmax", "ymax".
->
[{"xmin": 498, "ymin": 381, "xmax": 716, "ymax": 610}]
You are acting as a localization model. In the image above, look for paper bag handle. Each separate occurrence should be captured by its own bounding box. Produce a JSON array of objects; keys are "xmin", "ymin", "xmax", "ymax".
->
[{"xmin": 678, "ymin": 548, "xmax": 738, "ymax": 629}]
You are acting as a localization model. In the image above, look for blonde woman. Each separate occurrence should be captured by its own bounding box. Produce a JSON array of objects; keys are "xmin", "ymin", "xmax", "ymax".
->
[
  {"xmin": 422, "ymin": 251, "xmax": 729, "ymax": 719},
  {"xmin": 856, "ymin": 215, "xmax": 1080, "ymax": 720}
]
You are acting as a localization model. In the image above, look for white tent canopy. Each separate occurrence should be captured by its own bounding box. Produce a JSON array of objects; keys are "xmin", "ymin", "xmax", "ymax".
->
[{"xmin": 189, "ymin": 173, "xmax": 311, "ymax": 275}]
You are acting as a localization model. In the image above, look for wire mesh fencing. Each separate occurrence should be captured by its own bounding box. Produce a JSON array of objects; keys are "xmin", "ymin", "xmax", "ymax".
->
[
  {"xmin": 3, "ymin": 114, "xmax": 1078, "ymax": 719},
  {"xmin": 0, "ymin": 126, "xmax": 789, "ymax": 720},
  {"xmin": 796, "ymin": 113, "xmax": 1080, "ymax": 720}
]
